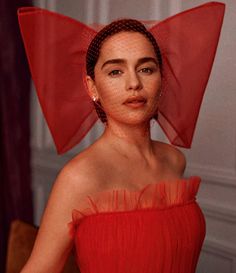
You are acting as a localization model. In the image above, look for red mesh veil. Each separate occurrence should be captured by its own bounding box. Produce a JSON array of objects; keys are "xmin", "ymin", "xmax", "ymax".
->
[{"xmin": 17, "ymin": 2, "xmax": 225, "ymax": 154}]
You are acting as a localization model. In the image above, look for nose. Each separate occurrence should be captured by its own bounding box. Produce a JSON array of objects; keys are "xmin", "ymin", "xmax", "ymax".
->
[{"xmin": 125, "ymin": 70, "xmax": 142, "ymax": 91}]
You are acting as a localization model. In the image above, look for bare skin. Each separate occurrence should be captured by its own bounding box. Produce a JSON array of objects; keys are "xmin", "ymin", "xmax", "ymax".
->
[
  {"xmin": 84, "ymin": 31, "xmax": 186, "ymax": 189},
  {"xmin": 76, "ymin": 136, "xmax": 186, "ymax": 192},
  {"xmin": 20, "ymin": 32, "xmax": 186, "ymax": 272}
]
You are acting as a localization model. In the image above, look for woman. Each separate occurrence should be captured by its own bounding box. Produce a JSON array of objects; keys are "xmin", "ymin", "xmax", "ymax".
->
[{"xmin": 18, "ymin": 3, "xmax": 225, "ymax": 272}]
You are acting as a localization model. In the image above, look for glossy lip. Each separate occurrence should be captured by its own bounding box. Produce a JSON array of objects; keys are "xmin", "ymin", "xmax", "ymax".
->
[
  {"xmin": 124, "ymin": 95, "xmax": 147, "ymax": 104},
  {"xmin": 124, "ymin": 101, "xmax": 146, "ymax": 108}
]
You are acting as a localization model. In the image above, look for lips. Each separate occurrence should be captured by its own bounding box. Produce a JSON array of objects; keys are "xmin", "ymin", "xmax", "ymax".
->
[{"xmin": 124, "ymin": 95, "xmax": 146, "ymax": 104}]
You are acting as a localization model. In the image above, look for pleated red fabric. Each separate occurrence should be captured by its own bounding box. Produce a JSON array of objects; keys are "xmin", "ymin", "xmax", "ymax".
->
[
  {"xmin": 69, "ymin": 176, "xmax": 206, "ymax": 273},
  {"xmin": 17, "ymin": 2, "xmax": 225, "ymax": 154}
]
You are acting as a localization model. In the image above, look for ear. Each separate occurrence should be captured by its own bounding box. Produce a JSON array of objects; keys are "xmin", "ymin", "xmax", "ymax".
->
[{"xmin": 85, "ymin": 75, "xmax": 98, "ymax": 100}]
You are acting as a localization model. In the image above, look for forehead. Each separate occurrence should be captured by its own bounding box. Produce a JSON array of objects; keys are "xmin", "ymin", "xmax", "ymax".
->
[{"xmin": 98, "ymin": 31, "xmax": 156, "ymax": 61}]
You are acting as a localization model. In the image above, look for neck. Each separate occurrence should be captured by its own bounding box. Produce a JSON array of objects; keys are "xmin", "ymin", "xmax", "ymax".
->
[{"xmin": 101, "ymin": 118, "xmax": 156, "ymax": 164}]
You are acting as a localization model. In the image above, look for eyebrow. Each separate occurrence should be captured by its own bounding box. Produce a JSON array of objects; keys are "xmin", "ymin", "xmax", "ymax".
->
[{"xmin": 101, "ymin": 57, "xmax": 159, "ymax": 70}]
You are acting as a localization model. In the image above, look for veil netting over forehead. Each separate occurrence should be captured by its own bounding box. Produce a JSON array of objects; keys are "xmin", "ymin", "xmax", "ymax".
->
[{"xmin": 17, "ymin": 2, "xmax": 225, "ymax": 154}]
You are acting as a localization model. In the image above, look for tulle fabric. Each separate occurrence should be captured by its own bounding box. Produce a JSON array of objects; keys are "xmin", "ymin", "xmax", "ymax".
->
[
  {"xmin": 149, "ymin": 2, "xmax": 225, "ymax": 148},
  {"xmin": 17, "ymin": 2, "xmax": 225, "ymax": 154},
  {"xmin": 69, "ymin": 176, "xmax": 201, "ymax": 233},
  {"xmin": 68, "ymin": 176, "xmax": 206, "ymax": 273},
  {"xmin": 17, "ymin": 7, "xmax": 98, "ymax": 154}
]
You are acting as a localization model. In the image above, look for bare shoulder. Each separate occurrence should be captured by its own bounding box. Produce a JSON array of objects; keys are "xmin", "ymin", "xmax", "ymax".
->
[
  {"xmin": 57, "ymin": 149, "xmax": 102, "ymax": 196},
  {"xmin": 154, "ymin": 140, "xmax": 186, "ymax": 176},
  {"xmin": 41, "ymin": 149, "xmax": 101, "ymax": 225},
  {"xmin": 20, "ymin": 150, "xmax": 101, "ymax": 271}
]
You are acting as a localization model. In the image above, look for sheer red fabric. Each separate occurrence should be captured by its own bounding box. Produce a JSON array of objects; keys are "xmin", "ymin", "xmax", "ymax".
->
[
  {"xmin": 17, "ymin": 2, "xmax": 225, "ymax": 154},
  {"xmin": 68, "ymin": 176, "xmax": 205, "ymax": 273}
]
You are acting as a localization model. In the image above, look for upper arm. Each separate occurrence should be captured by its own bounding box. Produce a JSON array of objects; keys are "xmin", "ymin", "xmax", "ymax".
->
[{"xmin": 21, "ymin": 158, "xmax": 94, "ymax": 272}]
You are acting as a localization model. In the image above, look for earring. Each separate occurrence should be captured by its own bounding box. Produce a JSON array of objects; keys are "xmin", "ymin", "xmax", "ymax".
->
[{"xmin": 92, "ymin": 96, "xmax": 97, "ymax": 102}]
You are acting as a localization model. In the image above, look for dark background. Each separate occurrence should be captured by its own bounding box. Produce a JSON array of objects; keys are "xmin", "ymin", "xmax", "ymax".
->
[{"xmin": 0, "ymin": 1, "xmax": 33, "ymax": 272}]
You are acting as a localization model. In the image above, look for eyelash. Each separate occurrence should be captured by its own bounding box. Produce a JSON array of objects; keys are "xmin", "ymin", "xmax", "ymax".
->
[
  {"xmin": 139, "ymin": 67, "xmax": 153, "ymax": 73},
  {"xmin": 108, "ymin": 70, "xmax": 122, "ymax": 76},
  {"xmin": 108, "ymin": 67, "xmax": 155, "ymax": 76}
]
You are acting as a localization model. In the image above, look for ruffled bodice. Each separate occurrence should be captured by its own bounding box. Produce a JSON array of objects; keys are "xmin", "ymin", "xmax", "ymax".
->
[{"xmin": 68, "ymin": 176, "xmax": 206, "ymax": 273}]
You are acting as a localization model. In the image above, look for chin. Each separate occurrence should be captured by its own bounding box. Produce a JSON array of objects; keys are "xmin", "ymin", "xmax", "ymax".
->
[{"xmin": 117, "ymin": 115, "xmax": 152, "ymax": 126}]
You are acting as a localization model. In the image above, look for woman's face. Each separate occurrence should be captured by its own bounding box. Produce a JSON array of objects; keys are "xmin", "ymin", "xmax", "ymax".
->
[{"xmin": 86, "ymin": 31, "xmax": 162, "ymax": 124}]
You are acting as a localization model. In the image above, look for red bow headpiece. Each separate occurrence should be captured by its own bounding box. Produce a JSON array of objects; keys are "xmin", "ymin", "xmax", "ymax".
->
[{"xmin": 17, "ymin": 2, "xmax": 225, "ymax": 154}]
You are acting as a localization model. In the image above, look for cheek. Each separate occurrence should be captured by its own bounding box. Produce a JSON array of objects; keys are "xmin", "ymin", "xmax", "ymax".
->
[
  {"xmin": 96, "ymin": 73, "xmax": 122, "ymax": 94},
  {"xmin": 144, "ymin": 76, "xmax": 162, "ymax": 114},
  {"xmin": 144, "ymin": 75, "xmax": 161, "ymax": 95},
  {"xmin": 95, "ymin": 78, "xmax": 123, "ymax": 107}
]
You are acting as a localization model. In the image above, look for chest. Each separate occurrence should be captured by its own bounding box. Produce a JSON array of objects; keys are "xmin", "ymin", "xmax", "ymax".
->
[{"xmin": 96, "ymin": 155, "xmax": 175, "ymax": 191}]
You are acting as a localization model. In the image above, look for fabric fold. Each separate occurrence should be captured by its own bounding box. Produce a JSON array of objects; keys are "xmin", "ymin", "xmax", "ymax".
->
[{"xmin": 68, "ymin": 176, "xmax": 201, "ymax": 238}]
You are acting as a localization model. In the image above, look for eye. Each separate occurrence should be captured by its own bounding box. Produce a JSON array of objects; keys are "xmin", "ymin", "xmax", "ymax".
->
[
  {"xmin": 139, "ymin": 67, "xmax": 154, "ymax": 74},
  {"xmin": 108, "ymin": 70, "xmax": 123, "ymax": 76}
]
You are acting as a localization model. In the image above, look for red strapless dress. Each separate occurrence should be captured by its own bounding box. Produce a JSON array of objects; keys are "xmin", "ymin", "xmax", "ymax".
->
[{"xmin": 68, "ymin": 176, "xmax": 206, "ymax": 273}]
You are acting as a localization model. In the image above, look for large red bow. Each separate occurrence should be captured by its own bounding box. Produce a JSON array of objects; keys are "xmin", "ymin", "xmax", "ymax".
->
[{"xmin": 18, "ymin": 2, "xmax": 225, "ymax": 154}]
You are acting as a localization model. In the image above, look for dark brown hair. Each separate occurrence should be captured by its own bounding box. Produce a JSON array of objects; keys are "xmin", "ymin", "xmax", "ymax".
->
[{"xmin": 86, "ymin": 18, "xmax": 162, "ymax": 123}]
